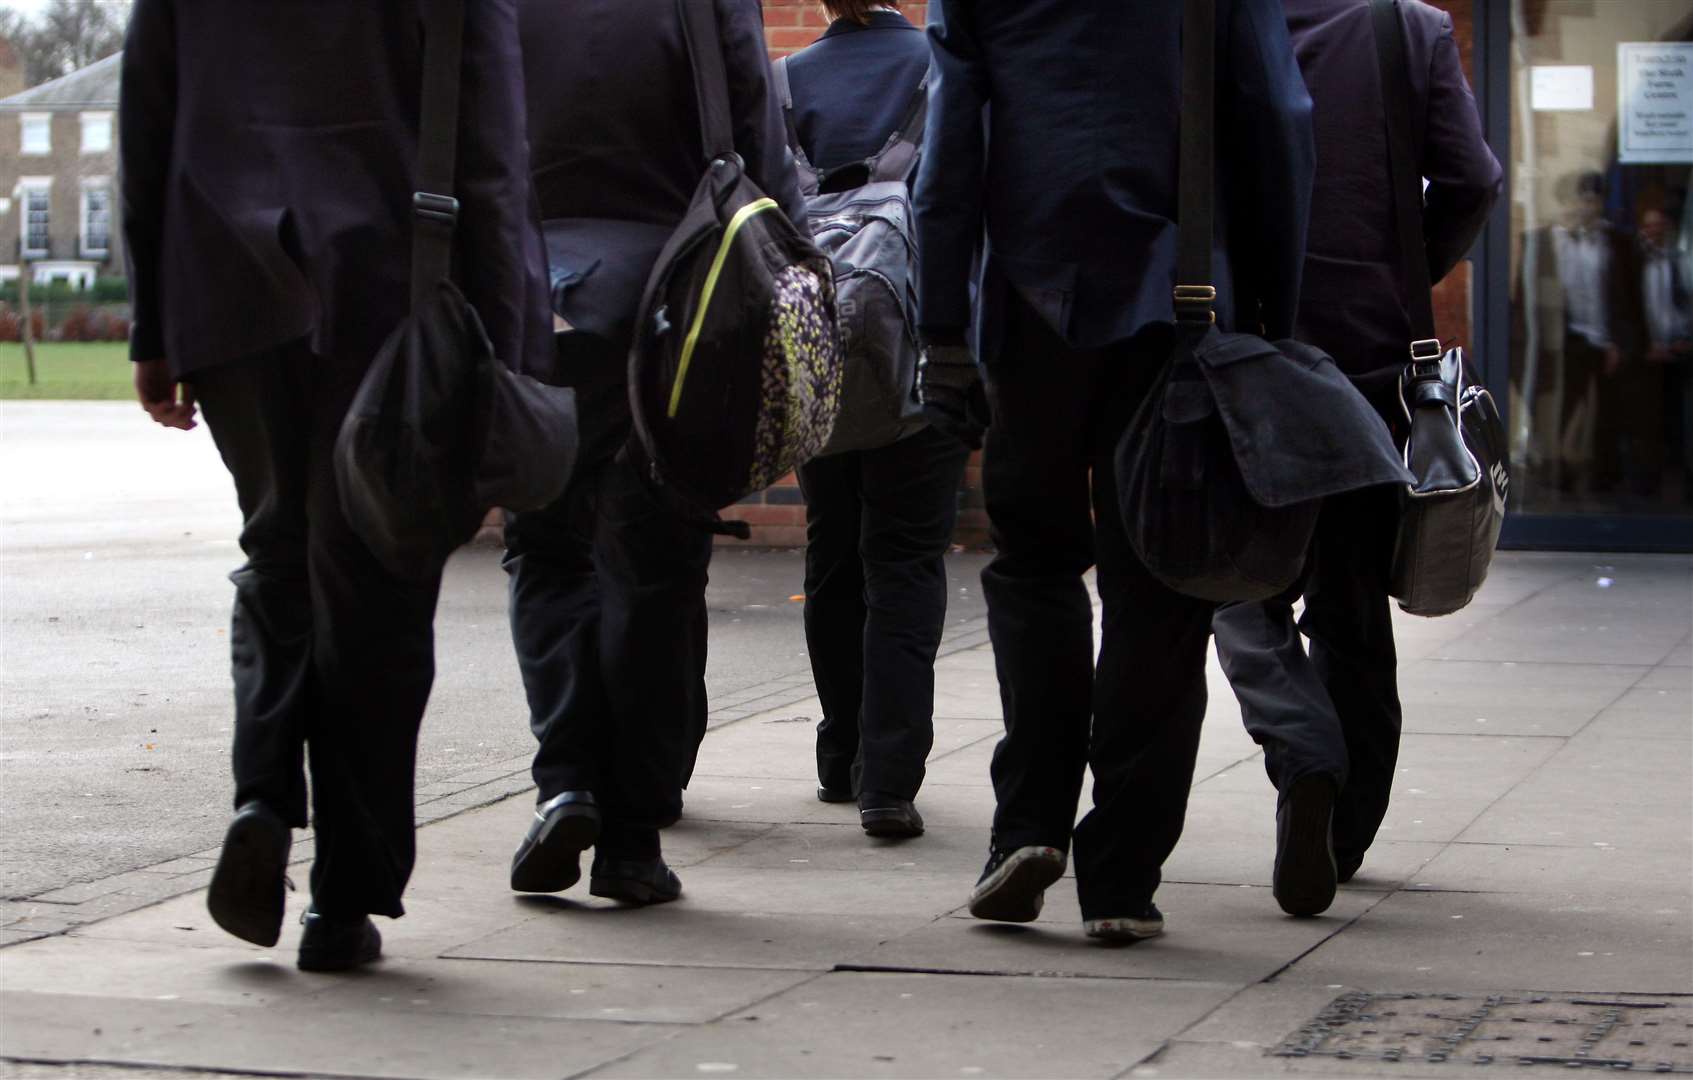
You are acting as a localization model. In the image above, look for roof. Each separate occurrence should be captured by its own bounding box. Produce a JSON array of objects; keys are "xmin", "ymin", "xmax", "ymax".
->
[{"xmin": 0, "ymin": 51, "xmax": 120, "ymax": 111}]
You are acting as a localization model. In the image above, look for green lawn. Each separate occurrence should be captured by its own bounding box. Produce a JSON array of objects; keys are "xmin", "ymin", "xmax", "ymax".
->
[{"xmin": 0, "ymin": 342, "xmax": 133, "ymax": 400}]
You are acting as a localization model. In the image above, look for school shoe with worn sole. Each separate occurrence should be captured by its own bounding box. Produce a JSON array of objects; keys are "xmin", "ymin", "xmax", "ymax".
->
[
  {"xmin": 967, "ymin": 845, "xmax": 1067, "ymax": 923},
  {"xmin": 858, "ymin": 793, "xmax": 924, "ymax": 838},
  {"xmin": 589, "ymin": 855, "xmax": 682, "ymax": 905},
  {"xmin": 510, "ymin": 790, "xmax": 601, "ymax": 893},
  {"xmin": 1084, "ymin": 903, "xmax": 1165, "ymax": 941},
  {"xmin": 1273, "ymin": 773, "xmax": 1338, "ymax": 916},
  {"xmin": 296, "ymin": 909, "xmax": 381, "ymax": 972},
  {"xmin": 207, "ymin": 801, "xmax": 292, "ymax": 947}
]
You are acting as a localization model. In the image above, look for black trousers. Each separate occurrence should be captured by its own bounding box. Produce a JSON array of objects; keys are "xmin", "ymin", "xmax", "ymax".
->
[
  {"xmin": 981, "ymin": 294, "xmax": 1217, "ymax": 919},
  {"xmin": 502, "ymin": 333, "xmax": 712, "ymax": 851},
  {"xmin": 796, "ymin": 425, "xmax": 970, "ymax": 800},
  {"xmin": 1212, "ymin": 484, "xmax": 1402, "ymax": 869},
  {"xmin": 193, "ymin": 341, "xmax": 442, "ymax": 920}
]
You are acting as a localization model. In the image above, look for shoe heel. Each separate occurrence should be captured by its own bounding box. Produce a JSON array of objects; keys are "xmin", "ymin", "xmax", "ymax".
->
[{"xmin": 207, "ymin": 810, "xmax": 291, "ymax": 947}]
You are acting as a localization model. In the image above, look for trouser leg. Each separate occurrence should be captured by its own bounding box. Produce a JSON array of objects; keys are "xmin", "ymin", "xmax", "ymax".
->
[
  {"xmin": 855, "ymin": 426, "xmax": 969, "ymax": 799},
  {"xmin": 594, "ymin": 452, "xmax": 712, "ymax": 842},
  {"xmin": 797, "ymin": 451, "xmax": 867, "ymax": 794},
  {"xmin": 300, "ymin": 354, "xmax": 442, "ymax": 919},
  {"xmin": 978, "ymin": 297, "xmax": 1102, "ymax": 852},
  {"xmin": 194, "ymin": 347, "xmax": 313, "ymax": 828},
  {"xmin": 1071, "ymin": 329, "xmax": 1217, "ymax": 918},
  {"xmin": 1214, "ymin": 573, "xmax": 1349, "ymax": 794},
  {"xmin": 1300, "ymin": 485, "xmax": 1402, "ymax": 867}
]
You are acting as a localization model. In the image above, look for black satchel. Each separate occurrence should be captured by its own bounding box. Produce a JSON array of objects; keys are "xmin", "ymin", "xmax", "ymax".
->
[
  {"xmin": 334, "ymin": 0, "xmax": 578, "ymax": 581},
  {"xmin": 1116, "ymin": 0, "xmax": 1410, "ymax": 603},
  {"xmin": 1372, "ymin": 0, "xmax": 1510, "ymax": 616}
]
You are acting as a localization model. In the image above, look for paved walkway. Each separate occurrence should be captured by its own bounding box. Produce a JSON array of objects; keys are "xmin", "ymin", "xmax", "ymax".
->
[{"xmin": 1, "ymin": 553, "xmax": 1689, "ymax": 1079}]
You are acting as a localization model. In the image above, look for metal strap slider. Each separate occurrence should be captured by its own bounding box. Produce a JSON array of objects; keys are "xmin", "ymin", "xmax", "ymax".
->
[
  {"xmin": 1410, "ymin": 337, "xmax": 1442, "ymax": 362},
  {"xmin": 413, "ymin": 191, "xmax": 460, "ymax": 224}
]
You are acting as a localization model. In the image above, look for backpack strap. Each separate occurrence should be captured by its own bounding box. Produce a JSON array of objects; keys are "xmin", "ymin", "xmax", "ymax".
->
[
  {"xmin": 677, "ymin": 0, "xmax": 735, "ymax": 164},
  {"xmin": 1371, "ymin": 0, "xmax": 1439, "ymax": 357},
  {"xmin": 1174, "ymin": 0, "xmax": 1217, "ymax": 329},
  {"xmin": 865, "ymin": 64, "xmax": 931, "ymax": 185},
  {"xmin": 410, "ymin": 0, "xmax": 465, "ymax": 310},
  {"xmin": 771, "ymin": 56, "xmax": 822, "ymax": 196}
]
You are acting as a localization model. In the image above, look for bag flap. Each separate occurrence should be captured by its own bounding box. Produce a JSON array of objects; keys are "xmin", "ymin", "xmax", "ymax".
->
[
  {"xmin": 1194, "ymin": 329, "xmax": 1412, "ymax": 508},
  {"xmin": 1400, "ymin": 346, "xmax": 1483, "ymax": 497}
]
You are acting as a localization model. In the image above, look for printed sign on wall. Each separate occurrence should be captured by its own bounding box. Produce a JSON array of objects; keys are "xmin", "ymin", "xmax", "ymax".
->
[{"xmin": 1619, "ymin": 43, "xmax": 1693, "ymax": 164}]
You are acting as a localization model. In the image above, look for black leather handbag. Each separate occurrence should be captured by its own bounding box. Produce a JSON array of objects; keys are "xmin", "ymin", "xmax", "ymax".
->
[
  {"xmin": 1117, "ymin": 0, "xmax": 1409, "ymax": 603},
  {"xmin": 334, "ymin": 0, "xmax": 578, "ymax": 581},
  {"xmin": 1373, "ymin": 0, "xmax": 1510, "ymax": 616}
]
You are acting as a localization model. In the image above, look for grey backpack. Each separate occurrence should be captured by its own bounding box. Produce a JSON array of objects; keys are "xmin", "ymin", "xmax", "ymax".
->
[{"xmin": 772, "ymin": 57, "xmax": 929, "ymax": 456}]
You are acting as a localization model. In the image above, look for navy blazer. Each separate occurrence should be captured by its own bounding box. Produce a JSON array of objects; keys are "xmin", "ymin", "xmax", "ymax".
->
[
  {"xmin": 1285, "ymin": 0, "xmax": 1502, "ymax": 382},
  {"xmin": 519, "ymin": 0, "xmax": 806, "ymax": 352},
  {"xmin": 121, "ymin": 0, "xmax": 549, "ymax": 379},
  {"xmin": 914, "ymin": 0, "xmax": 1316, "ymax": 359},
  {"xmin": 783, "ymin": 11, "xmax": 929, "ymax": 173}
]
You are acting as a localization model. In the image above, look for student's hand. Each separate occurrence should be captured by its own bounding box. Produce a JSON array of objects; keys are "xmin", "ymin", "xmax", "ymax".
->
[
  {"xmin": 134, "ymin": 358, "xmax": 197, "ymax": 430},
  {"xmin": 1602, "ymin": 345, "xmax": 1623, "ymax": 377},
  {"xmin": 917, "ymin": 343, "xmax": 989, "ymax": 450}
]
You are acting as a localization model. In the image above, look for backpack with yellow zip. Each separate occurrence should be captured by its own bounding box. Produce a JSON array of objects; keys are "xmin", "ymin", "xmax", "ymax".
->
[{"xmin": 626, "ymin": 0, "xmax": 843, "ymax": 532}]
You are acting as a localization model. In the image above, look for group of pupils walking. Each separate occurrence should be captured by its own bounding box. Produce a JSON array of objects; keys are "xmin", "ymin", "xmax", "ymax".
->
[{"xmin": 121, "ymin": 0, "xmax": 1499, "ymax": 973}]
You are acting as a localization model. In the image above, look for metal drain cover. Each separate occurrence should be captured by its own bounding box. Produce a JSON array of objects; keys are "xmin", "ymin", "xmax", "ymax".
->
[{"xmin": 1275, "ymin": 992, "xmax": 1693, "ymax": 1071}]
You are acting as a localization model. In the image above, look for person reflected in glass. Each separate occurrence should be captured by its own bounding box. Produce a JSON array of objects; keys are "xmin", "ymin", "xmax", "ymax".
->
[{"xmin": 1639, "ymin": 199, "xmax": 1693, "ymax": 504}]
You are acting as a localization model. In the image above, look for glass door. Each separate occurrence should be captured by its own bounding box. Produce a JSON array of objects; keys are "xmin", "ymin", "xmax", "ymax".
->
[{"xmin": 1504, "ymin": 0, "xmax": 1693, "ymax": 549}]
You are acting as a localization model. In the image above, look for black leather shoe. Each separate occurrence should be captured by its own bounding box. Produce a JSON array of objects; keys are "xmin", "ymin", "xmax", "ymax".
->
[
  {"xmin": 510, "ymin": 790, "xmax": 601, "ymax": 894},
  {"xmin": 967, "ymin": 844, "xmax": 1067, "ymax": 923},
  {"xmin": 858, "ymin": 792, "xmax": 924, "ymax": 838},
  {"xmin": 1274, "ymin": 773, "xmax": 1338, "ymax": 917},
  {"xmin": 297, "ymin": 909, "xmax": 381, "ymax": 972},
  {"xmin": 1336, "ymin": 852, "xmax": 1363, "ymax": 885},
  {"xmin": 589, "ymin": 854, "xmax": 682, "ymax": 905},
  {"xmin": 207, "ymin": 801, "xmax": 292, "ymax": 947},
  {"xmin": 816, "ymin": 784, "xmax": 855, "ymax": 804}
]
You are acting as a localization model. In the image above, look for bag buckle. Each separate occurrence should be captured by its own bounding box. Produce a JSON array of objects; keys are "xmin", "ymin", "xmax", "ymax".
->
[
  {"xmin": 1409, "ymin": 337, "xmax": 1442, "ymax": 362},
  {"xmin": 1174, "ymin": 284, "xmax": 1217, "ymax": 325},
  {"xmin": 413, "ymin": 191, "xmax": 460, "ymax": 225}
]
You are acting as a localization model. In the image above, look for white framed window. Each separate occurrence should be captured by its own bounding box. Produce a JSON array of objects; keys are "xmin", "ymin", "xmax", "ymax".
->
[
  {"xmin": 18, "ymin": 180, "xmax": 50, "ymax": 258},
  {"xmin": 79, "ymin": 111, "xmax": 112, "ymax": 154},
  {"xmin": 20, "ymin": 112, "xmax": 51, "ymax": 155},
  {"xmin": 80, "ymin": 182, "xmax": 111, "ymax": 258}
]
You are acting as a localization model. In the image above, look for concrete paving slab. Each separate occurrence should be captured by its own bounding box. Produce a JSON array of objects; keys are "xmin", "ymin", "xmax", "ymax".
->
[
  {"xmin": 1127, "ymin": 1040, "xmax": 1496, "ymax": 1079},
  {"xmin": 1398, "ymin": 703, "xmax": 1600, "ymax": 737},
  {"xmin": 1413, "ymin": 840, "xmax": 1693, "ymax": 898},
  {"xmin": 639, "ymin": 865, "xmax": 968, "ymax": 919},
  {"xmin": 587, "ymin": 971, "xmax": 1237, "ymax": 1080},
  {"xmin": 1278, "ymin": 889, "xmax": 1693, "ymax": 993},
  {"xmin": 853, "ymin": 883, "xmax": 1380, "ymax": 984},
  {"xmin": 694, "ymin": 821, "xmax": 993, "ymax": 875},
  {"xmin": 1176, "ymin": 982, "xmax": 1362, "ymax": 1047},
  {"xmin": 1394, "ymin": 659, "xmax": 1647, "ymax": 715},
  {"xmin": 446, "ymin": 906, "xmax": 937, "ymax": 972},
  {"xmin": 0, "ymin": 936, "xmax": 315, "ymax": 1007},
  {"xmin": 682, "ymin": 773, "xmax": 997, "ymax": 830},
  {"xmin": 307, "ymin": 958, "xmax": 816, "ymax": 1025},
  {"xmin": 1457, "ymin": 736, "xmax": 1692, "ymax": 851},
  {"xmin": 0, "ymin": 989, "xmax": 679, "ymax": 1080}
]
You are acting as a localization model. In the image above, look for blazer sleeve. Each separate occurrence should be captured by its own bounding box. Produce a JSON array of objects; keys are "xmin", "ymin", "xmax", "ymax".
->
[
  {"xmin": 455, "ymin": 0, "xmax": 550, "ymax": 374},
  {"xmin": 119, "ymin": 0, "xmax": 177, "ymax": 364},
  {"xmin": 721, "ymin": 0, "xmax": 807, "ymax": 230},
  {"xmin": 913, "ymin": 0, "xmax": 988, "ymax": 342},
  {"xmin": 1420, "ymin": 11, "xmax": 1503, "ymax": 286},
  {"xmin": 1222, "ymin": 0, "xmax": 1314, "ymax": 341}
]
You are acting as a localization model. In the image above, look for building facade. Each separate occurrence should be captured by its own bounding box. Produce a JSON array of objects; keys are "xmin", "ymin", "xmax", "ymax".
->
[{"xmin": 0, "ymin": 52, "xmax": 122, "ymax": 290}]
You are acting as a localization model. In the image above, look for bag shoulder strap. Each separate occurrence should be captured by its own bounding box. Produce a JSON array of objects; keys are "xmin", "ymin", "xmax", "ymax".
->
[
  {"xmin": 865, "ymin": 65, "xmax": 931, "ymax": 185},
  {"xmin": 1370, "ymin": 0, "xmax": 1439, "ymax": 352},
  {"xmin": 678, "ymin": 0, "xmax": 736, "ymax": 164},
  {"xmin": 771, "ymin": 56, "xmax": 822, "ymax": 195},
  {"xmin": 1175, "ymin": 0, "xmax": 1218, "ymax": 328},
  {"xmin": 411, "ymin": 0, "xmax": 465, "ymax": 309}
]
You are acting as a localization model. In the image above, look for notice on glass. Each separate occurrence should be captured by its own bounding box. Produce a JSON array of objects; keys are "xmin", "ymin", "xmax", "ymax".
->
[
  {"xmin": 1619, "ymin": 43, "xmax": 1693, "ymax": 164},
  {"xmin": 1531, "ymin": 65, "xmax": 1594, "ymax": 111}
]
